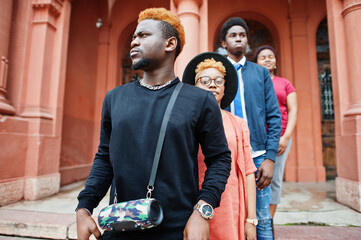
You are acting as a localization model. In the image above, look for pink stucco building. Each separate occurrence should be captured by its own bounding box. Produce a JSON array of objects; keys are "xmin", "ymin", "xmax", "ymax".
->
[{"xmin": 1, "ymin": 0, "xmax": 361, "ymax": 212}]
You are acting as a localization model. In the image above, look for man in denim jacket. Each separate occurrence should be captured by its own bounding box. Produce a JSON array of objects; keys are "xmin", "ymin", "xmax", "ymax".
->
[{"xmin": 221, "ymin": 17, "xmax": 282, "ymax": 240}]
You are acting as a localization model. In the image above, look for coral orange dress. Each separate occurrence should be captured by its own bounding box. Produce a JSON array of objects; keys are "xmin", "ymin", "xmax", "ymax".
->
[{"xmin": 198, "ymin": 111, "xmax": 257, "ymax": 240}]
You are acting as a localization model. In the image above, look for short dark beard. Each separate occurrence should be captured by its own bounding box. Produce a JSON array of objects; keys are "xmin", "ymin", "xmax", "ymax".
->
[{"xmin": 132, "ymin": 58, "xmax": 151, "ymax": 70}]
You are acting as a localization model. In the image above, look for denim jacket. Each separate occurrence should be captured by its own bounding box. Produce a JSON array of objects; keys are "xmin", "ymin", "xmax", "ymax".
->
[{"xmin": 241, "ymin": 61, "xmax": 281, "ymax": 161}]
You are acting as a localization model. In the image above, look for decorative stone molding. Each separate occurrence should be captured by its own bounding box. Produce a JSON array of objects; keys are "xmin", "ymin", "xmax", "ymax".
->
[
  {"xmin": 32, "ymin": 0, "xmax": 64, "ymax": 17},
  {"xmin": 344, "ymin": 102, "xmax": 361, "ymax": 116},
  {"xmin": 177, "ymin": 9, "xmax": 201, "ymax": 20},
  {"xmin": 0, "ymin": 56, "xmax": 15, "ymax": 115},
  {"xmin": 173, "ymin": 0, "xmax": 203, "ymax": 8},
  {"xmin": 0, "ymin": 57, "xmax": 8, "ymax": 90},
  {"xmin": 174, "ymin": 0, "xmax": 201, "ymax": 21},
  {"xmin": 342, "ymin": 0, "xmax": 361, "ymax": 17},
  {"xmin": 32, "ymin": 0, "xmax": 64, "ymax": 27},
  {"xmin": 344, "ymin": 0, "xmax": 361, "ymax": 9},
  {"xmin": 20, "ymin": 107, "xmax": 54, "ymax": 119}
]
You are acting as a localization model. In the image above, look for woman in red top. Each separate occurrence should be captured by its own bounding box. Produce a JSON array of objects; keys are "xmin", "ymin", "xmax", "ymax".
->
[
  {"xmin": 253, "ymin": 45, "xmax": 298, "ymax": 218},
  {"xmin": 183, "ymin": 52, "xmax": 257, "ymax": 240}
]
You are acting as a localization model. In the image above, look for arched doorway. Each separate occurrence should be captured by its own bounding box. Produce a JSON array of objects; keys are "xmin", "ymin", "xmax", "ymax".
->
[
  {"xmin": 116, "ymin": 21, "xmax": 144, "ymax": 86},
  {"xmin": 213, "ymin": 19, "xmax": 275, "ymax": 62},
  {"xmin": 316, "ymin": 17, "xmax": 336, "ymax": 179}
]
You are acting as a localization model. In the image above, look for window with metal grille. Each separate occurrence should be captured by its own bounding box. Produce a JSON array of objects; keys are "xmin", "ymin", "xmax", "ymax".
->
[{"xmin": 319, "ymin": 69, "xmax": 334, "ymax": 120}]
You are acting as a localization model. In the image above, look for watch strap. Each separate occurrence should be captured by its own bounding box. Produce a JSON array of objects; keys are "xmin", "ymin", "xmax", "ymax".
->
[
  {"xmin": 193, "ymin": 202, "xmax": 214, "ymax": 220},
  {"xmin": 245, "ymin": 218, "xmax": 258, "ymax": 226}
]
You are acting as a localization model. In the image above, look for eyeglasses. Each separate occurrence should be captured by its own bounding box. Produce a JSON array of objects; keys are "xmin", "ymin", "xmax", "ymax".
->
[{"xmin": 196, "ymin": 76, "xmax": 226, "ymax": 87}]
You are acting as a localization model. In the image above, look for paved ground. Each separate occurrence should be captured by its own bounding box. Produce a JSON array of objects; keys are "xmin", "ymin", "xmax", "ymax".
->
[
  {"xmin": 0, "ymin": 180, "xmax": 361, "ymax": 239},
  {"xmin": 274, "ymin": 181, "xmax": 361, "ymax": 227}
]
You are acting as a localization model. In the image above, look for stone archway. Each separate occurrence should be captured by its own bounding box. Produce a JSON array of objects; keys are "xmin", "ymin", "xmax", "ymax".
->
[
  {"xmin": 210, "ymin": 11, "xmax": 282, "ymax": 74},
  {"xmin": 213, "ymin": 19, "xmax": 275, "ymax": 60}
]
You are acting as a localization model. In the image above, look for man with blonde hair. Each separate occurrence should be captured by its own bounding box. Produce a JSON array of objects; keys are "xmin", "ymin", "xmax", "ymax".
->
[{"xmin": 76, "ymin": 8, "xmax": 231, "ymax": 240}]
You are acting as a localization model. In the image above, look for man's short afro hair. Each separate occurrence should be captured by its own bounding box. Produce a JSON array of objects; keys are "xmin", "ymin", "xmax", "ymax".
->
[
  {"xmin": 138, "ymin": 8, "xmax": 185, "ymax": 55},
  {"xmin": 220, "ymin": 17, "xmax": 249, "ymax": 41}
]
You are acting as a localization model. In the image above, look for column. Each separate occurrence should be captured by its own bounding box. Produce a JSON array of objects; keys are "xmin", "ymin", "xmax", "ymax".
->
[
  {"xmin": 21, "ymin": 0, "xmax": 72, "ymax": 200},
  {"xmin": 92, "ymin": 26, "xmax": 111, "ymax": 160},
  {"xmin": 21, "ymin": 0, "xmax": 63, "ymax": 119},
  {"xmin": 332, "ymin": 0, "xmax": 361, "ymax": 212},
  {"xmin": 0, "ymin": 0, "xmax": 16, "ymax": 115},
  {"xmin": 172, "ymin": 0, "xmax": 202, "ymax": 76},
  {"xmin": 288, "ymin": 0, "xmax": 326, "ymax": 182},
  {"xmin": 343, "ymin": 0, "xmax": 361, "ymax": 116}
]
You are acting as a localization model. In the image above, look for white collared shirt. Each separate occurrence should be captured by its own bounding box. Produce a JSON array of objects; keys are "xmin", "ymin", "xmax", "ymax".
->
[
  {"xmin": 227, "ymin": 56, "xmax": 248, "ymax": 124},
  {"xmin": 227, "ymin": 56, "xmax": 266, "ymax": 158}
]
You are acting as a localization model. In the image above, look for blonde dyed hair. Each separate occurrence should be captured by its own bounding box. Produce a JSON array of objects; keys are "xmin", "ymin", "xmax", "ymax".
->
[
  {"xmin": 195, "ymin": 58, "xmax": 226, "ymax": 76},
  {"xmin": 138, "ymin": 8, "xmax": 185, "ymax": 53}
]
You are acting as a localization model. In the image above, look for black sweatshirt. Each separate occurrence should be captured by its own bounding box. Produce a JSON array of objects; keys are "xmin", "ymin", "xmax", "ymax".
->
[{"xmin": 77, "ymin": 78, "xmax": 231, "ymax": 236}]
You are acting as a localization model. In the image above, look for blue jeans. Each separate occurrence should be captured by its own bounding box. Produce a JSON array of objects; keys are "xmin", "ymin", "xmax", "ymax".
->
[{"xmin": 254, "ymin": 154, "xmax": 273, "ymax": 240}]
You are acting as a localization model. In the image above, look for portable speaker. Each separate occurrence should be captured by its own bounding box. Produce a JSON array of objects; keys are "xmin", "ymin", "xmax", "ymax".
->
[{"xmin": 98, "ymin": 198, "xmax": 163, "ymax": 232}]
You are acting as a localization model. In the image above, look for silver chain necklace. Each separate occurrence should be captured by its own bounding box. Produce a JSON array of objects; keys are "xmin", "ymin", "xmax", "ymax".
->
[{"xmin": 139, "ymin": 79, "xmax": 173, "ymax": 90}]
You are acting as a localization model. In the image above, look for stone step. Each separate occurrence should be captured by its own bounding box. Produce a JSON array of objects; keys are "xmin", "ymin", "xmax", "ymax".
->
[{"xmin": 0, "ymin": 209, "xmax": 75, "ymax": 239}]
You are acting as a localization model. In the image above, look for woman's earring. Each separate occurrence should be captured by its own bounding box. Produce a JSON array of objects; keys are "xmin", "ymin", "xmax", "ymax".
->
[{"xmin": 274, "ymin": 66, "xmax": 277, "ymax": 70}]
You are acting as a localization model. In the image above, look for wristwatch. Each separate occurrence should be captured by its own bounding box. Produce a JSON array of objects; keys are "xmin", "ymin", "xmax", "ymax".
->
[
  {"xmin": 245, "ymin": 218, "xmax": 258, "ymax": 226},
  {"xmin": 193, "ymin": 202, "xmax": 214, "ymax": 220}
]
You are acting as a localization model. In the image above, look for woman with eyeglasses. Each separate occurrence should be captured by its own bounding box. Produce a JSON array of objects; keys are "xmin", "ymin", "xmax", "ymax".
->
[{"xmin": 183, "ymin": 52, "xmax": 257, "ymax": 240}]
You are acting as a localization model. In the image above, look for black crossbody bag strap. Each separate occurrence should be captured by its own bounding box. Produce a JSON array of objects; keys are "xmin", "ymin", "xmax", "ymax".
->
[{"xmin": 146, "ymin": 82, "xmax": 183, "ymax": 198}]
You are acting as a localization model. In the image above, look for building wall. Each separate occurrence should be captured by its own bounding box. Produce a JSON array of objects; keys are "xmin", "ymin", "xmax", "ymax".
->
[
  {"xmin": 61, "ymin": 0, "xmax": 325, "ymax": 184},
  {"xmin": 0, "ymin": 0, "xmax": 28, "ymax": 190},
  {"xmin": 59, "ymin": 0, "xmax": 99, "ymax": 185},
  {"xmin": 1, "ymin": 0, "xmax": 361, "ymax": 211},
  {"xmin": 0, "ymin": 0, "xmax": 72, "ymax": 205},
  {"xmin": 205, "ymin": 0, "xmax": 326, "ymax": 182},
  {"xmin": 327, "ymin": 0, "xmax": 361, "ymax": 212}
]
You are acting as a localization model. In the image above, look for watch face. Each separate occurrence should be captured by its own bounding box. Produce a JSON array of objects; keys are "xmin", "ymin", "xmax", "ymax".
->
[{"xmin": 201, "ymin": 205, "xmax": 213, "ymax": 217}]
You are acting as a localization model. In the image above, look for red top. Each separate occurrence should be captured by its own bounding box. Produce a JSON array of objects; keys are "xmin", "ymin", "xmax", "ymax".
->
[
  {"xmin": 272, "ymin": 76, "xmax": 296, "ymax": 136},
  {"xmin": 198, "ymin": 111, "xmax": 257, "ymax": 240}
]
